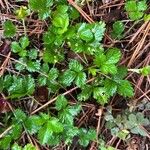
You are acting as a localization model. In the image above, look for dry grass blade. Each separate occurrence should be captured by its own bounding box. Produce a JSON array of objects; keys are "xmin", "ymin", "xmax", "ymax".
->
[{"xmin": 128, "ymin": 22, "xmax": 150, "ymax": 67}]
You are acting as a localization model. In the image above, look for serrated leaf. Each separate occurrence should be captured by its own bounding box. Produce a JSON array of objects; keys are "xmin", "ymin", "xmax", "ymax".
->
[
  {"xmin": 79, "ymin": 128, "xmax": 96, "ymax": 147},
  {"xmin": 69, "ymin": 59, "xmax": 83, "ymax": 72},
  {"xmin": 79, "ymin": 28, "xmax": 94, "ymax": 42},
  {"xmin": 38, "ymin": 75, "xmax": 47, "ymax": 86},
  {"xmin": 75, "ymin": 72, "xmax": 86, "ymax": 87},
  {"xmin": 117, "ymin": 80, "xmax": 134, "ymax": 97},
  {"xmin": 60, "ymin": 70, "xmax": 76, "ymax": 86},
  {"xmin": 29, "ymin": 0, "xmax": 53, "ymax": 19},
  {"xmin": 48, "ymin": 68, "xmax": 59, "ymax": 81},
  {"xmin": 11, "ymin": 42, "xmax": 22, "ymax": 53},
  {"xmin": 55, "ymin": 95, "xmax": 68, "ymax": 111},
  {"xmin": 101, "ymin": 63, "xmax": 117, "ymax": 75},
  {"xmin": 52, "ymin": 5, "xmax": 69, "ymax": 34},
  {"xmin": 27, "ymin": 49, "xmax": 38, "ymax": 59},
  {"xmin": 38, "ymin": 122, "xmax": 53, "ymax": 145},
  {"xmin": 111, "ymin": 21, "xmax": 125, "ymax": 39},
  {"xmin": 106, "ymin": 48, "xmax": 121, "ymax": 64},
  {"xmin": 3, "ymin": 20, "xmax": 16, "ymax": 37},
  {"xmin": 104, "ymin": 79, "xmax": 117, "ymax": 96},
  {"xmin": 10, "ymin": 124, "xmax": 22, "ymax": 140},
  {"xmin": 14, "ymin": 109, "xmax": 27, "ymax": 122},
  {"xmin": 19, "ymin": 36, "xmax": 30, "ymax": 49},
  {"xmin": 0, "ymin": 136, "xmax": 11, "ymax": 150},
  {"xmin": 26, "ymin": 60, "xmax": 41, "ymax": 72},
  {"xmin": 78, "ymin": 85, "xmax": 92, "ymax": 101},
  {"xmin": 25, "ymin": 115, "xmax": 44, "ymax": 134}
]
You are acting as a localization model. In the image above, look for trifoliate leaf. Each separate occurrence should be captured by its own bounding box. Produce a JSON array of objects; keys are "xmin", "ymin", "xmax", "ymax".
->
[
  {"xmin": 106, "ymin": 48, "xmax": 121, "ymax": 64},
  {"xmin": 69, "ymin": 59, "xmax": 83, "ymax": 72},
  {"xmin": 75, "ymin": 72, "xmax": 86, "ymax": 87},
  {"xmin": 3, "ymin": 20, "xmax": 16, "ymax": 37},
  {"xmin": 117, "ymin": 80, "xmax": 134, "ymax": 97},
  {"xmin": 55, "ymin": 95, "xmax": 68, "ymax": 111}
]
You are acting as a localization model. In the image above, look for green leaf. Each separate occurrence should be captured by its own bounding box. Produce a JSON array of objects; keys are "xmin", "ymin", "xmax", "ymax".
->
[
  {"xmin": 29, "ymin": 0, "xmax": 53, "ymax": 19},
  {"xmin": 69, "ymin": 59, "xmax": 83, "ymax": 72},
  {"xmin": 48, "ymin": 118, "xmax": 64, "ymax": 133},
  {"xmin": 15, "ymin": 58, "xmax": 26, "ymax": 71},
  {"xmin": 27, "ymin": 49, "xmax": 38, "ymax": 59},
  {"xmin": 52, "ymin": 5, "xmax": 69, "ymax": 34},
  {"xmin": 38, "ymin": 119, "xmax": 63, "ymax": 145},
  {"xmin": 23, "ymin": 144, "xmax": 36, "ymax": 150},
  {"xmin": 10, "ymin": 124, "xmax": 22, "ymax": 140},
  {"xmin": 93, "ymin": 87, "xmax": 109, "ymax": 104},
  {"xmin": 48, "ymin": 68, "xmax": 59, "ymax": 81},
  {"xmin": 19, "ymin": 36, "xmax": 30, "ymax": 49},
  {"xmin": 25, "ymin": 115, "xmax": 44, "ymax": 134},
  {"xmin": 79, "ymin": 28, "xmax": 94, "ymax": 42},
  {"xmin": 79, "ymin": 128, "xmax": 96, "ymax": 147},
  {"xmin": 78, "ymin": 85, "xmax": 92, "ymax": 101},
  {"xmin": 38, "ymin": 122, "xmax": 53, "ymax": 145},
  {"xmin": 111, "ymin": 21, "xmax": 125, "ymax": 39},
  {"xmin": 60, "ymin": 70, "xmax": 76, "ymax": 86},
  {"xmin": 11, "ymin": 143, "xmax": 22, "ymax": 150},
  {"xmin": 11, "ymin": 42, "xmax": 22, "ymax": 53},
  {"xmin": 117, "ymin": 80, "xmax": 134, "ymax": 97},
  {"xmin": 38, "ymin": 76, "xmax": 47, "ymax": 86},
  {"xmin": 14, "ymin": 109, "xmax": 27, "ymax": 122},
  {"xmin": 16, "ymin": 6, "xmax": 30, "ymax": 19},
  {"xmin": 55, "ymin": 95, "xmax": 68, "ymax": 111},
  {"xmin": 3, "ymin": 20, "xmax": 16, "ymax": 37},
  {"xmin": 104, "ymin": 79, "xmax": 117, "ymax": 96},
  {"xmin": 140, "ymin": 66, "xmax": 150, "ymax": 76},
  {"xmin": 101, "ymin": 63, "xmax": 117, "ymax": 75},
  {"xmin": 125, "ymin": 0, "xmax": 147, "ymax": 20},
  {"xmin": 75, "ymin": 72, "xmax": 86, "ymax": 87},
  {"xmin": 26, "ymin": 60, "xmax": 41, "ymax": 72},
  {"xmin": 106, "ymin": 48, "xmax": 121, "ymax": 64},
  {"xmin": 0, "ymin": 136, "xmax": 11, "ymax": 149}
]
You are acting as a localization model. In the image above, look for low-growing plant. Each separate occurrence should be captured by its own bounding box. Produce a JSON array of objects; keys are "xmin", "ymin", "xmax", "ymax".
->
[{"xmin": 0, "ymin": 0, "xmax": 150, "ymax": 149}]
